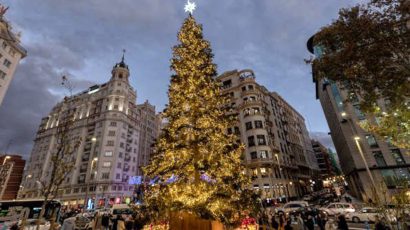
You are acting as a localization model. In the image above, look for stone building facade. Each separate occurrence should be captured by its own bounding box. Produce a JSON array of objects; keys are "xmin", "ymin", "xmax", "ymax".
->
[
  {"xmin": 217, "ymin": 69, "xmax": 319, "ymax": 203},
  {"xmin": 0, "ymin": 10, "xmax": 27, "ymax": 106},
  {"xmin": 19, "ymin": 58, "xmax": 159, "ymax": 207}
]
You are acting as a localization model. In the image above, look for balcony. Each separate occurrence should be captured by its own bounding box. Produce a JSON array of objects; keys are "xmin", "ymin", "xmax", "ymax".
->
[
  {"xmin": 240, "ymin": 89, "xmax": 258, "ymax": 97},
  {"xmin": 246, "ymin": 158, "xmax": 275, "ymax": 166},
  {"xmin": 240, "ymin": 99, "xmax": 265, "ymax": 109}
]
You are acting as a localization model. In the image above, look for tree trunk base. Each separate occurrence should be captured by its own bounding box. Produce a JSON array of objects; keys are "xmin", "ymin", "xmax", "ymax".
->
[{"xmin": 169, "ymin": 212, "xmax": 224, "ymax": 230}]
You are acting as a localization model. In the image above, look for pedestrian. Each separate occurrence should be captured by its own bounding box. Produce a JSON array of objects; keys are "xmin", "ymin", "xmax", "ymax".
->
[
  {"xmin": 112, "ymin": 215, "xmax": 119, "ymax": 230},
  {"xmin": 272, "ymin": 214, "xmax": 279, "ymax": 230},
  {"xmin": 375, "ymin": 216, "xmax": 386, "ymax": 230},
  {"xmin": 125, "ymin": 215, "xmax": 134, "ymax": 230},
  {"xmin": 118, "ymin": 215, "xmax": 126, "ymax": 230},
  {"xmin": 285, "ymin": 217, "xmax": 293, "ymax": 230},
  {"xmin": 337, "ymin": 215, "xmax": 349, "ymax": 230},
  {"xmin": 101, "ymin": 213, "xmax": 110, "ymax": 230},
  {"xmin": 279, "ymin": 213, "xmax": 286, "ymax": 230},
  {"xmin": 305, "ymin": 215, "xmax": 314, "ymax": 230},
  {"xmin": 325, "ymin": 218, "xmax": 336, "ymax": 230},
  {"xmin": 317, "ymin": 213, "xmax": 325, "ymax": 230},
  {"xmin": 296, "ymin": 213, "xmax": 305, "ymax": 230}
]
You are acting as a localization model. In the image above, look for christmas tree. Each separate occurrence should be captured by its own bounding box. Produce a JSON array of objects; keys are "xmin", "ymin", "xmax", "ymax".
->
[{"xmin": 143, "ymin": 14, "xmax": 255, "ymax": 225}]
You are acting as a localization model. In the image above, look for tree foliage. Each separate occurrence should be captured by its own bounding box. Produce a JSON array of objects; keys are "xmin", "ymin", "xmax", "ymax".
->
[
  {"xmin": 143, "ymin": 15, "xmax": 257, "ymax": 226},
  {"xmin": 310, "ymin": 0, "xmax": 410, "ymax": 149}
]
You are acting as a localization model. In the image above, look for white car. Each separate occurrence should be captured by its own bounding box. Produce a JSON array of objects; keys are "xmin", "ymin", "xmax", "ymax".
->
[
  {"xmin": 345, "ymin": 207, "xmax": 379, "ymax": 223},
  {"xmin": 276, "ymin": 201, "xmax": 309, "ymax": 215},
  {"xmin": 62, "ymin": 214, "xmax": 94, "ymax": 230},
  {"xmin": 321, "ymin": 202, "xmax": 355, "ymax": 216}
]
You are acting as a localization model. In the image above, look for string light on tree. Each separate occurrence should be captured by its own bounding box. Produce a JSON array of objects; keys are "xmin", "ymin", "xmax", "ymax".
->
[
  {"xmin": 184, "ymin": 0, "xmax": 196, "ymax": 14},
  {"xmin": 142, "ymin": 1, "xmax": 258, "ymax": 226}
]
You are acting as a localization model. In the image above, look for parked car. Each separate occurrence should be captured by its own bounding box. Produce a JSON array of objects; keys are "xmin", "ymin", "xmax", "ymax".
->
[
  {"xmin": 62, "ymin": 214, "xmax": 94, "ymax": 230},
  {"xmin": 320, "ymin": 202, "xmax": 355, "ymax": 216},
  {"xmin": 276, "ymin": 201, "xmax": 309, "ymax": 215},
  {"xmin": 302, "ymin": 195, "xmax": 313, "ymax": 202},
  {"xmin": 110, "ymin": 204, "xmax": 133, "ymax": 215},
  {"xmin": 345, "ymin": 207, "xmax": 380, "ymax": 223}
]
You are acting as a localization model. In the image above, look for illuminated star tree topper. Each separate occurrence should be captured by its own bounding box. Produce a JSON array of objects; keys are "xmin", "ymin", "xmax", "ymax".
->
[{"xmin": 184, "ymin": 0, "xmax": 196, "ymax": 14}]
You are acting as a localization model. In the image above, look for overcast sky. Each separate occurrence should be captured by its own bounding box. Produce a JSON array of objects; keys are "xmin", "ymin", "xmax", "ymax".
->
[{"xmin": 0, "ymin": 0, "xmax": 361, "ymax": 157}]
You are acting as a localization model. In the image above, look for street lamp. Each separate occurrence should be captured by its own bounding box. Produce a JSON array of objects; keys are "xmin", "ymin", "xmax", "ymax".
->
[
  {"xmin": 353, "ymin": 136, "xmax": 379, "ymax": 203},
  {"xmin": 2, "ymin": 156, "xmax": 11, "ymax": 165}
]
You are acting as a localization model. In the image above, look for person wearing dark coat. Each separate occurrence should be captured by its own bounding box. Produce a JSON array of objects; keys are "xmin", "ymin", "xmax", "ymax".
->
[
  {"xmin": 101, "ymin": 213, "xmax": 110, "ymax": 230},
  {"xmin": 285, "ymin": 218, "xmax": 293, "ymax": 230},
  {"xmin": 305, "ymin": 215, "xmax": 315, "ymax": 230},
  {"xmin": 271, "ymin": 215, "xmax": 279, "ymax": 230},
  {"xmin": 337, "ymin": 215, "xmax": 349, "ymax": 230}
]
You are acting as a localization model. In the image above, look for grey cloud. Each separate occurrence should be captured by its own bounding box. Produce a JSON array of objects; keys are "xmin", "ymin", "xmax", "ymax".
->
[{"xmin": 0, "ymin": 0, "xmax": 361, "ymax": 158}]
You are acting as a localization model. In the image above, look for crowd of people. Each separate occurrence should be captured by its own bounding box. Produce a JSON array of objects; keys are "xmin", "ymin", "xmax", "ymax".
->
[
  {"xmin": 257, "ymin": 211, "xmax": 352, "ymax": 230},
  {"xmin": 60, "ymin": 211, "xmax": 148, "ymax": 230}
]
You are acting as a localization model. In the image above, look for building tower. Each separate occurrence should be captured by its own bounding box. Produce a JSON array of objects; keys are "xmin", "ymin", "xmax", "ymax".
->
[
  {"xmin": 19, "ymin": 57, "xmax": 158, "ymax": 208},
  {"xmin": 217, "ymin": 69, "xmax": 319, "ymax": 203},
  {"xmin": 0, "ymin": 155, "xmax": 25, "ymax": 200},
  {"xmin": 136, "ymin": 100, "xmax": 160, "ymax": 176},
  {"xmin": 0, "ymin": 7, "xmax": 27, "ymax": 106},
  {"xmin": 307, "ymin": 36, "xmax": 410, "ymax": 201}
]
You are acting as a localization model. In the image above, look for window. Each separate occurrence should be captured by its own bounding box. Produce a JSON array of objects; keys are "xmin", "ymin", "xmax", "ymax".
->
[
  {"xmin": 116, "ymin": 174, "xmax": 120, "ymax": 179},
  {"xmin": 248, "ymin": 136, "xmax": 255, "ymax": 147},
  {"xmin": 222, "ymin": 80, "xmax": 232, "ymax": 88},
  {"xmin": 245, "ymin": 121, "xmax": 253, "ymax": 130},
  {"xmin": 248, "ymin": 85, "xmax": 254, "ymax": 90},
  {"xmin": 353, "ymin": 104, "xmax": 366, "ymax": 120},
  {"xmin": 3, "ymin": 59, "xmax": 11, "ymax": 68},
  {"xmin": 260, "ymin": 150, "xmax": 268, "ymax": 159},
  {"xmin": 250, "ymin": 151, "xmax": 257, "ymax": 159},
  {"xmin": 365, "ymin": 135, "xmax": 378, "ymax": 148},
  {"xmin": 106, "ymin": 140, "xmax": 114, "ymax": 146},
  {"xmin": 241, "ymin": 86, "xmax": 246, "ymax": 91},
  {"xmin": 102, "ymin": 162, "xmax": 112, "ymax": 167},
  {"xmin": 2, "ymin": 41, "xmax": 7, "ymax": 49},
  {"xmin": 112, "ymin": 185, "xmax": 116, "ymax": 191},
  {"xmin": 234, "ymin": 126, "xmax": 240, "ymax": 135},
  {"xmin": 257, "ymin": 135, "xmax": 266, "ymax": 145},
  {"xmin": 0, "ymin": 70, "xmax": 6, "ymax": 80},
  {"xmin": 104, "ymin": 151, "xmax": 113, "ymax": 157},
  {"xmin": 252, "ymin": 168, "xmax": 258, "ymax": 177},
  {"xmin": 391, "ymin": 149, "xmax": 405, "ymax": 165},
  {"xmin": 260, "ymin": 168, "xmax": 268, "ymax": 177},
  {"xmin": 101, "ymin": 173, "xmax": 109, "ymax": 179},
  {"xmin": 108, "ymin": 131, "xmax": 116, "ymax": 136},
  {"xmin": 263, "ymin": 184, "xmax": 269, "ymax": 189},
  {"xmin": 227, "ymin": 128, "xmax": 232, "ymax": 135},
  {"xmin": 117, "ymin": 162, "xmax": 122, "ymax": 168},
  {"xmin": 380, "ymin": 169, "xmax": 397, "ymax": 187},
  {"xmin": 373, "ymin": 151, "xmax": 386, "ymax": 167},
  {"xmin": 254, "ymin": 120, "xmax": 263, "ymax": 128},
  {"xmin": 253, "ymin": 184, "xmax": 259, "ymax": 189},
  {"xmin": 110, "ymin": 121, "xmax": 117, "ymax": 127},
  {"xmin": 8, "ymin": 49, "xmax": 16, "ymax": 57}
]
